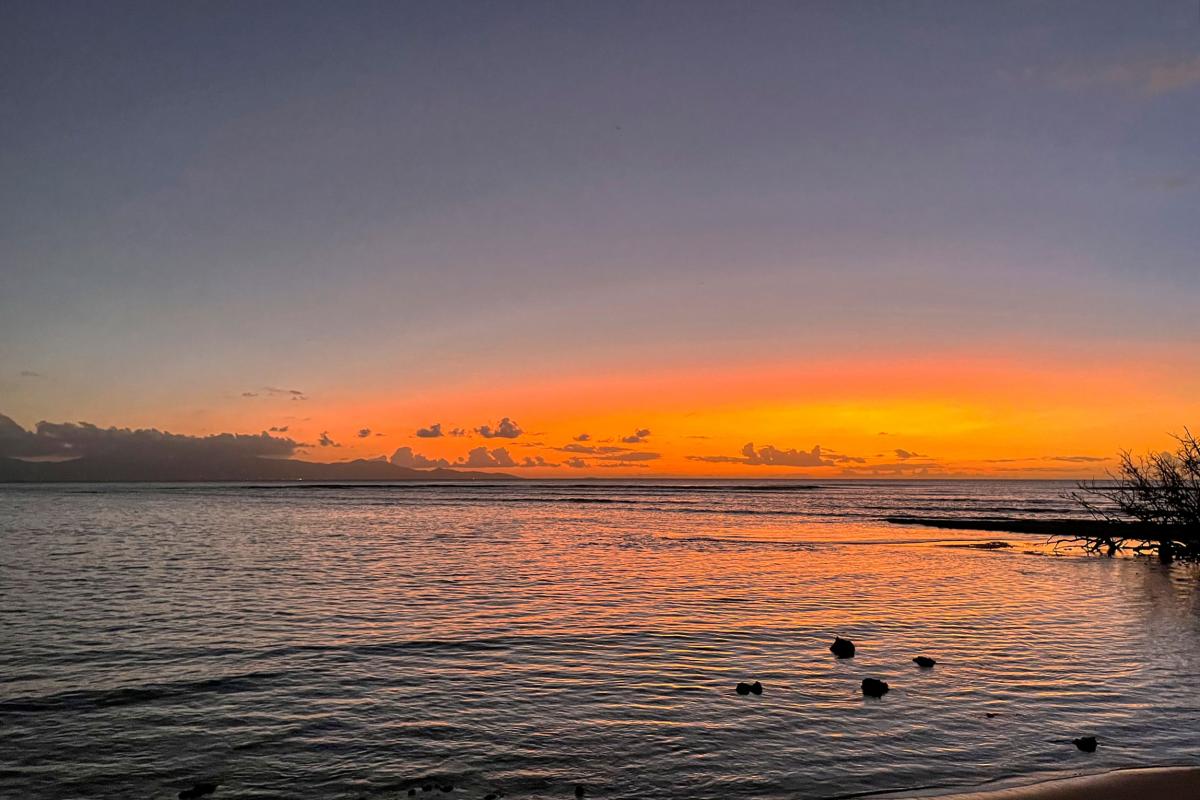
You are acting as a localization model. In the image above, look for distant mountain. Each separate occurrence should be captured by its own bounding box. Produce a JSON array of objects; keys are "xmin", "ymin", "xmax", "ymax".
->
[{"xmin": 0, "ymin": 455, "xmax": 517, "ymax": 482}]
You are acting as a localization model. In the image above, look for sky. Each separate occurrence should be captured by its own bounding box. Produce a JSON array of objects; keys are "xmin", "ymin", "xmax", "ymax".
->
[{"xmin": 2, "ymin": 0, "xmax": 1198, "ymax": 477}]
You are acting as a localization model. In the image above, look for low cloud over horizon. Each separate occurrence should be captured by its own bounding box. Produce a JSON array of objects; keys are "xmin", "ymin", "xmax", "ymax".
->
[
  {"xmin": 1, "ymin": 409, "xmax": 1125, "ymax": 479},
  {"xmin": 0, "ymin": 412, "xmax": 300, "ymax": 462},
  {"xmin": 688, "ymin": 443, "xmax": 864, "ymax": 468}
]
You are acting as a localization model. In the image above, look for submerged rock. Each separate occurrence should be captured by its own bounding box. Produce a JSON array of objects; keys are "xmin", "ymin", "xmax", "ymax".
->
[
  {"xmin": 913, "ymin": 656, "xmax": 936, "ymax": 668},
  {"xmin": 830, "ymin": 637, "xmax": 856, "ymax": 658},
  {"xmin": 750, "ymin": 681, "xmax": 763, "ymax": 695},
  {"xmin": 861, "ymin": 678, "xmax": 889, "ymax": 697},
  {"xmin": 178, "ymin": 782, "xmax": 218, "ymax": 800},
  {"xmin": 736, "ymin": 682, "xmax": 752, "ymax": 695},
  {"xmin": 1073, "ymin": 736, "xmax": 1098, "ymax": 752}
]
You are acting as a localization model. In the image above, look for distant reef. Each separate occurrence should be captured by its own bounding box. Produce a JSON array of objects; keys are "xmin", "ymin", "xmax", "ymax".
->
[{"xmin": 0, "ymin": 456, "xmax": 518, "ymax": 483}]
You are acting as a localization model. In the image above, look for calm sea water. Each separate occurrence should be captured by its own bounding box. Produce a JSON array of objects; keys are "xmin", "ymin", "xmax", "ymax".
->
[{"xmin": 2, "ymin": 481, "xmax": 1198, "ymax": 800}]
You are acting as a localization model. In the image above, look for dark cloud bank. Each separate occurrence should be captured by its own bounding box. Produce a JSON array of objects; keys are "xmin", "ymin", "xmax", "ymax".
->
[{"xmin": 0, "ymin": 413, "xmax": 515, "ymax": 482}]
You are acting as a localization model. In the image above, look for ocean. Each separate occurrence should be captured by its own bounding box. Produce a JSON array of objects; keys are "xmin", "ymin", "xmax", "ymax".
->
[{"xmin": 2, "ymin": 481, "xmax": 1198, "ymax": 799}]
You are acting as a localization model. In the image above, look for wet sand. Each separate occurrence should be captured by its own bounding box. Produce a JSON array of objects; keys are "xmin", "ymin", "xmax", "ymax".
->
[{"xmin": 908, "ymin": 767, "xmax": 1200, "ymax": 800}]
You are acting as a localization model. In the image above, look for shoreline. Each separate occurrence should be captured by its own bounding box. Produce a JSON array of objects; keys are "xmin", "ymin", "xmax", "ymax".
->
[{"xmin": 885, "ymin": 766, "xmax": 1200, "ymax": 800}]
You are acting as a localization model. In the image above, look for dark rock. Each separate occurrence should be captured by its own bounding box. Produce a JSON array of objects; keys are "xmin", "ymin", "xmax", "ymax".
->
[
  {"xmin": 913, "ymin": 656, "xmax": 936, "ymax": 668},
  {"xmin": 485, "ymin": 795, "xmax": 497, "ymax": 800},
  {"xmin": 575, "ymin": 785, "xmax": 586, "ymax": 798},
  {"xmin": 735, "ymin": 682, "xmax": 752, "ymax": 695},
  {"xmin": 423, "ymin": 784, "xmax": 434, "ymax": 793},
  {"xmin": 861, "ymin": 678, "xmax": 889, "ymax": 697},
  {"xmin": 409, "ymin": 791, "xmax": 416, "ymax": 797},
  {"xmin": 178, "ymin": 782, "xmax": 218, "ymax": 800},
  {"xmin": 440, "ymin": 784, "xmax": 454, "ymax": 793},
  {"xmin": 750, "ymin": 681, "xmax": 763, "ymax": 695},
  {"xmin": 830, "ymin": 637, "xmax": 855, "ymax": 658},
  {"xmin": 1073, "ymin": 736, "xmax": 1098, "ymax": 752}
]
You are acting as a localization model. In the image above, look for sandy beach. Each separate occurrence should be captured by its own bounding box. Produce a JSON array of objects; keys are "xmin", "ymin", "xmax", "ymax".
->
[{"xmin": 909, "ymin": 767, "xmax": 1200, "ymax": 800}]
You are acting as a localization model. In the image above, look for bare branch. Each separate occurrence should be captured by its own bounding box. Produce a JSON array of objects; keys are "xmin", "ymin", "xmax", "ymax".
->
[{"xmin": 1069, "ymin": 429, "xmax": 1200, "ymax": 562}]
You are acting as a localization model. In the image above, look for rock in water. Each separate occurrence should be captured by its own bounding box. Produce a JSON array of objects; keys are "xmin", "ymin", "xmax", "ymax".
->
[
  {"xmin": 830, "ymin": 637, "xmax": 856, "ymax": 658},
  {"xmin": 750, "ymin": 681, "xmax": 763, "ymax": 695},
  {"xmin": 178, "ymin": 783, "xmax": 218, "ymax": 800},
  {"xmin": 1073, "ymin": 736, "xmax": 1098, "ymax": 752},
  {"xmin": 913, "ymin": 656, "xmax": 936, "ymax": 668},
  {"xmin": 575, "ymin": 785, "xmax": 586, "ymax": 798},
  {"xmin": 861, "ymin": 678, "xmax": 889, "ymax": 697},
  {"xmin": 736, "ymin": 682, "xmax": 752, "ymax": 695}
]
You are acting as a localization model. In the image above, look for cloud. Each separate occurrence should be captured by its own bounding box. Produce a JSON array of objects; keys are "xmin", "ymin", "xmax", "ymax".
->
[
  {"xmin": 476, "ymin": 417, "xmax": 523, "ymax": 439},
  {"xmin": 1150, "ymin": 174, "xmax": 1196, "ymax": 191},
  {"xmin": 621, "ymin": 428, "xmax": 651, "ymax": 444},
  {"xmin": 519, "ymin": 455, "xmax": 559, "ymax": 468},
  {"xmin": 416, "ymin": 423, "xmax": 444, "ymax": 438},
  {"xmin": 462, "ymin": 446, "xmax": 516, "ymax": 467},
  {"xmin": 244, "ymin": 386, "xmax": 308, "ymax": 400},
  {"xmin": 564, "ymin": 457, "xmax": 588, "ymax": 469},
  {"xmin": 0, "ymin": 413, "xmax": 300, "ymax": 461},
  {"xmin": 318, "ymin": 431, "xmax": 340, "ymax": 447},
  {"xmin": 357, "ymin": 428, "xmax": 372, "ymax": 438},
  {"xmin": 823, "ymin": 448, "xmax": 866, "ymax": 465},
  {"xmin": 687, "ymin": 442, "xmax": 840, "ymax": 467},
  {"xmin": 894, "ymin": 448, "xmax": 927, "ymax": 460},
  {"xmin": 594, "ymin": 451, "xmax": 661, "ymax": 462},
  {"xmin": 19, "ymin": 370, "xmax": 43, "ymax": 379},
  {"xmin": 982, "ymin": 455, "xmax": 1108, "ymax": 464},
  {"xmin": 1050, "ymin": 54, "xmax": 1200, "ymax": 96},
  {"xmin": 269, "ymin": 426, "xmax": 289, "ymax": 432},
  {"xmin": 841, "ymin": 462, "xmax": 943, "ymax": 477},
  {"xmin": 741, "ymin": 442, "xmax": 833, "ymax": 467},
  {"xmin": 573, "ymin": 433, "xmax": 591, "ymax": 441},
  {"xmin": 449, "ymin": 427, "xmax": 467, "ymax": 437},
  {"xmin": 557, "ymin": 443, "xmax": 631, "ymax": 455},
  {"xmin": 389, "ymin": 446, "xmax": 450, "ymax": 469}
]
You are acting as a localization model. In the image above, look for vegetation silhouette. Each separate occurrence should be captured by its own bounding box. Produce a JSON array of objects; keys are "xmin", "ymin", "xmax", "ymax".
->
[{"xmin": 1070, "ymin": 428, "xmax": 1200, "ymax": 562}]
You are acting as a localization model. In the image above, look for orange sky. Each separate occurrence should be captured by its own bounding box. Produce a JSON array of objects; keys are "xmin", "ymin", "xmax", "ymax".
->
[{"xmin": 188, "ymin": 346, "xmax": 1200, "ymax": 477}]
